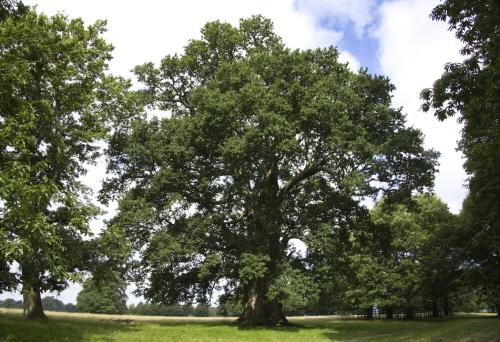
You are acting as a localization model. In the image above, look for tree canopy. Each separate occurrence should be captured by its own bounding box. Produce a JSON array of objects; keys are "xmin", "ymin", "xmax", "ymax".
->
[
  {"xmin": 0, "ymin": 8, "xmax": 122, "ymax": 318},
  {"xmin": 103, "ymin": 16, "xmax": 438, "ymax": 325},
  {"xmin": 421, "ymin": 0, "xmax": 500, "ymax": 312},
  {"xmin": 358, "ymin": 195, "xmax": 458, "ymax": 318},
  {"xmin": 77, "ymin": 277, "xmax": 127, "ymax": 315},
  {"xmin": 0, "ymin": 0, "xmax": 27, "ymax": 22}
]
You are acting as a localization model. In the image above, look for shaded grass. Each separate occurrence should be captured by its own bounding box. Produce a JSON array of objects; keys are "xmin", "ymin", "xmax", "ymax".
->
[{"xmin": 0, "ymin": 309, "xmax": 498, "ymax": 341}]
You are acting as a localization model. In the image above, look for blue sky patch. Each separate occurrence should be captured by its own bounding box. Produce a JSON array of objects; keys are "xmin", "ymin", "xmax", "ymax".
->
[{"xmin": 294, "ymin": 0, "xmax": 384, "ymax": 74}]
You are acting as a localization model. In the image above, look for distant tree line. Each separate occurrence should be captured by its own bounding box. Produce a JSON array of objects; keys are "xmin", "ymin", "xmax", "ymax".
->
[
  {"xmin": 128, "ymin": 303, "xmax": 216, "ymax": 317},
  {"xmin": 0, "ymin": 297, "xmax": 76, "ymax": 312}
]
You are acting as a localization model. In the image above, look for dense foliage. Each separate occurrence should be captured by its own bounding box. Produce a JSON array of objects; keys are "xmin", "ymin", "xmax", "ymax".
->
[
  {"xmin": 421, "ymin": 0, "xmax": 500, "ymax": 312},
  {"xmin": 0, "ymin": 7, "xmax": 124, "ymax": 318},
  {"xmin": 0, "ymin": 0, "xmax": 25, "ymax": 294},
  {"xmin": 103, "ymin": 16, "xmax": 438, "ymax": 325},
  {"xmin": 296, "ymin": 195, "xmax": 465, "ymax": 318},
  {"xmin": 76, "ymin": 277, "xmax": 127, "ymax": 315},
  {"xmin": 350, "ymin": 195, "xmax": 459, "ymax": 317},
  {"xmin": 128, "ymin": 302, "xmax": 214, "ymax": 317},
  {"xmin": 0, "ymin": 0, "xmax": 27, "ymax": 22},
  {"xmin": 1, "ymin": 0, "xmax": 498, "ymax": 326}
]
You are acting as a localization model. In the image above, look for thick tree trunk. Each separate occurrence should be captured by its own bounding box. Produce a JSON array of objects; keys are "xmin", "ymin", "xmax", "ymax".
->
[
  {"xmin": 23, "ymin": 287, "xmax": 46, "ymax": 319},
  {"xmin": 365, "ymin": 306, "xmax": 373, "ymax": 320},
  {"xmin": 238, "ymin": 278, "xmax": 288, "ymax": 326},
  {"xmin": 432, "ymin": 300, "xmax": 439, "ymax": 318},
  {"xmin": 405, "ymin": 305, "xmax": 414, "ymax": 319},
  {"xmin": 496, "ymin": 303, "xmax": 500, "ymax": 316},
  {"xmin": 443, "ymin": 297, "xmax": 450, "ymax": 317},
  {"xmin": 385, "ymin": 306, "xmax": 393, "ymax": 319}
]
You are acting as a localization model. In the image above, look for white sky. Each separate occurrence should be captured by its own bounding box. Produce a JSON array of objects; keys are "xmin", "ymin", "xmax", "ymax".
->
[{"xmin": 2, "ymin": 0, "xmax": 466, "ymax": 305}]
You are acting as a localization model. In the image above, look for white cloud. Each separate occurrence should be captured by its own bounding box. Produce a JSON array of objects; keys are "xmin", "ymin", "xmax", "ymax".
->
[
  {"xmin": 375, "ymin": 0, "xmax": 466, "ymax": 213},
  {"xmin": 26, "ymin": 0, "xmax": 346, "ymax": 78},
  {"xmin": 338, "ymin": 50, "xmax": 361, "ymax": 71}
]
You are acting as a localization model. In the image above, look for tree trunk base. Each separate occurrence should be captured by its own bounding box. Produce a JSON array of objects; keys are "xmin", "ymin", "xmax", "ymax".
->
[
  {"xmin": 405, "ymin": 306, "xmax": 414, "ymax": 320},
  {"xmin": 385, "ymin": 307, "xmax": 394, "ymax": 319},
  {"xmin": 365, "ymin": 307, "xmax": 373, "ymax": 320},
  {"xmin": 237, "ymin": 301, "xmax": 289, "ymax": 326},
  {"xmin": 237, "ymin": 315, "xmax": 290, "ymax": 326},
  {"xmin": 23, "ymin": 288, "xmax": 46, "ymax": 320},
  {"xmin": 432, "ymin": 301, "xmax": 439, "ymax": 318}
]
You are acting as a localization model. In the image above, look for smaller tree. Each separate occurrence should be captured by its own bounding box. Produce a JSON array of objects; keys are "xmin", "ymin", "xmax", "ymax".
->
[
  {"xmin": 460, "ymin": 195, "xmax": 500, "ymax": 315},
  {"xmin": 40, "ymin": 296, "xmax": 69, "ymax": 312},
  {"xmin": 0, "ymin": 7, "xmax": 132, "ymax": 319},
  {"xmin": 343, "ymin": 195, "xmax": 458, "ymax": 318},
  {"xmin": 76, "ymin": 277, "xmax": 127, "ymax": 314},
  {"xmin": 418, "ymin": 199, "xmax": 461, "ymax": 317}
]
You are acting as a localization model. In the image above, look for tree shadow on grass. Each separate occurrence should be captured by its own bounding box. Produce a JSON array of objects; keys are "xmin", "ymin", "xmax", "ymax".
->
[
  {"xmin": 319, "ymin": 317, "xmax": 500, "ymax": 341},
  {"xmin": 321, "ymin": 322, "xmax": 401, "ymax": 341},
  {"xmin": 152, "ymin": 319, "xmax": 307, "ymax": 332},
  {"xmin": 319, "ymin": 319, "xmax": 428, "ymax": 341},
  {"xmin": 150, "ymin": 317, "xmax": 316, "ymax": 334},
  {"xmin": 235, "ymin": 322, "xmax": 306, "ymax": 333},
  {"xmin": 0, "ymin": 313, "xmax": 138, "ymax": 342}
]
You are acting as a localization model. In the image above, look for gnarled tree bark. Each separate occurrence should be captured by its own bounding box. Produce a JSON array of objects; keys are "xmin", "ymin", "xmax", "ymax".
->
[
  {"xmin": 23, "ymin": 286, "xmax": 46, "ymax": 319},
  {"xmin": 238, "ymin": 277, "xmax": 288, "ymax": 325}
]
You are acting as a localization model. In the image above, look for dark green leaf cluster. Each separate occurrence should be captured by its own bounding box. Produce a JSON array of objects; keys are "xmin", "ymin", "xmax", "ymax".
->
[
  {"xmin": 76, "ymin": 277, "xmax": 127, "ymax": 314},
  {"xmin": 311, "ymin": 195, "xmax": 461, "ymax": 317},
  {"xmin": 0, "ymin": 0, "xmax": 27, "ymax": 22}
]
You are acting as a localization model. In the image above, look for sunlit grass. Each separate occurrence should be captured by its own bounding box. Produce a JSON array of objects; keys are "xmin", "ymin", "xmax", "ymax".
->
[{"xmin": 0, "ymin": 308, "xmax": 498, "ymax": 341}]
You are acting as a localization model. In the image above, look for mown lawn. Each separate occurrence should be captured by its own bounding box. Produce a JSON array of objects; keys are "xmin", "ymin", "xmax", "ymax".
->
[{"xmin": 0, "ymin": 309, "xmax": 498, "ymax": 341}]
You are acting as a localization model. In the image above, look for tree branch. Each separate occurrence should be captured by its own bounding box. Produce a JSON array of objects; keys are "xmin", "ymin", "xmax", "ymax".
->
[{"xmin": 279, "ymin": 162, "xmax": 321, "ymax": 200}]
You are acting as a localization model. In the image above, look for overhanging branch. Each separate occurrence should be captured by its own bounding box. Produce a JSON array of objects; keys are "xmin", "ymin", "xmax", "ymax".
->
[{"xmin": 279, "ymin": 161, "xmax": 322, "ymax": 200}]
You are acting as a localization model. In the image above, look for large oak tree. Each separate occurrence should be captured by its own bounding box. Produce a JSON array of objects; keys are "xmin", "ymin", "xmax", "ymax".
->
[{"xmin": 104, "ymin": 16, "xmax": 438, "ymax": 325}]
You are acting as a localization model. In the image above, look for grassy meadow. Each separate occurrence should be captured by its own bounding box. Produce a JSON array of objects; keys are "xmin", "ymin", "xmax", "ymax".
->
[{"xmin": 1, "ymin": 309, "xmax": 499, "ymax": 341}]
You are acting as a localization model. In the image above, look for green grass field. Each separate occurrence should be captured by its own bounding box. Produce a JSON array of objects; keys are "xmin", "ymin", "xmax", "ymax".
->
[{"xmin": 0, "ymin": 309, "xmax": 498, "ymax": 342}]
